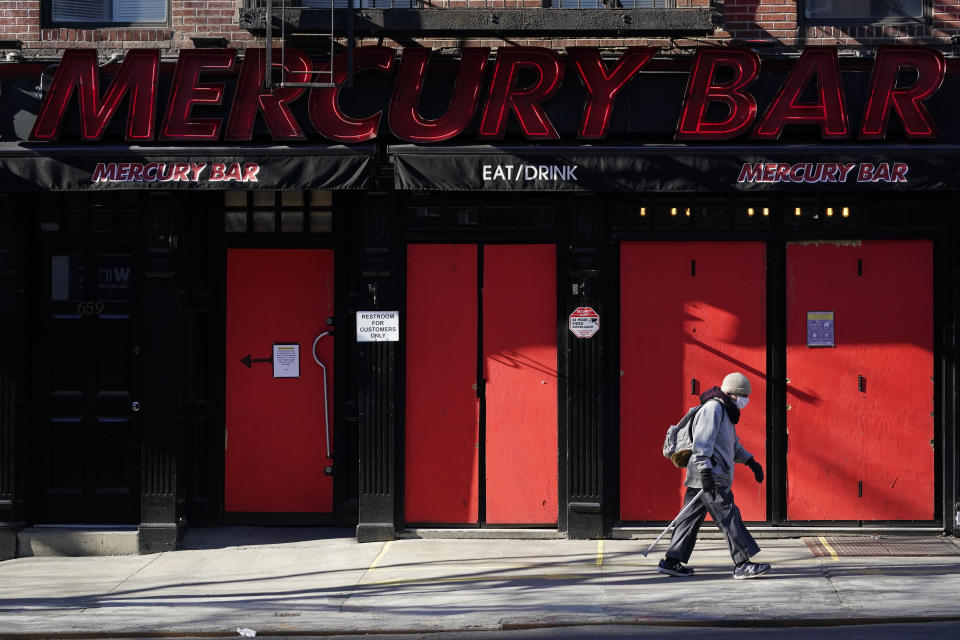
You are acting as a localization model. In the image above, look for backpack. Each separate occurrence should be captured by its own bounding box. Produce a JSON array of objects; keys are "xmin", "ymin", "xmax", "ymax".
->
[{"xmin": 662, "ymin": 402, "xmax": 708, "ymax": 468}]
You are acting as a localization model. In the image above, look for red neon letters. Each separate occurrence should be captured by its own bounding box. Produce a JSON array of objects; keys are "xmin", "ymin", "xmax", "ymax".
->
[
  {"xmin": 676, "ymin": 48, "xmax": 760, "ymax": 141},
  {"xmin": 29, "ymin": 45, "xmax": 948, "ymax": 144},
  {"xmin": 31, "ymin": 49, "xmax": 159, "ymax": 142},
  {"xmin": 160, "ymin": 49, "xmax": 237, "ymax": 140},
  {"xmin": 390, "ymin": 47, "xmax": 489, "ymax": 143},
  {"xmin": 478, "ymin": 47, "xmax": 565, "ymax": 140},
  {"xmin": 859, "ymin": 46, "xmax": 945, "ymax": 140},
  {"xmin": 225, "ymin": 48, "xmax": 312, "ymax": 141},
  {"xmin": 752, "ymin": 48, "xmax": 850, "ymax": 140},
  {"xmin": 570, "ymin": 47, "xmax": 656, "ymax": 139},
  {"xmin": 308, "ymin": 46, "xmax": 395, "ymax": 143}
]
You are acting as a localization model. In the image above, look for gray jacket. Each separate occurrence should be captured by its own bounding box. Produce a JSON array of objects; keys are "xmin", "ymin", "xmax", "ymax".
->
[{"xmin": 684, "ymin": 399, "xmax": 753, "ymax": 489}]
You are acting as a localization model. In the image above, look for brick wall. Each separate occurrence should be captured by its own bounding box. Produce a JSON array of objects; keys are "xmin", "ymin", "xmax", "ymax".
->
[
  {"xmin": 1, "ymin": 0, "xmax": 255, "ymax": 56},
  {"xmin": 2, "ymin": 0, "xmax": 960, "ymax": 58},
  {"xmin": 0, "ymin": 0, "xmax": 40, "ymax": 48},
  {"xmin": 722, "ymin": 0, "xmax": 960, "ymax": 48}
]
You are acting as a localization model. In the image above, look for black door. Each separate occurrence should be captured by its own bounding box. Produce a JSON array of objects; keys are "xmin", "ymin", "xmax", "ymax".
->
[{"xmin": 37, "ymin": 236, "xmax": 142, "ymax": 523}]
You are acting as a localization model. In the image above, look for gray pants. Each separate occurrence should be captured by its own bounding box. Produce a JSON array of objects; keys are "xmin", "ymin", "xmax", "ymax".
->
[{"xmin": 665, "ymin": 486, "xmax": 760, "ymax": 566}]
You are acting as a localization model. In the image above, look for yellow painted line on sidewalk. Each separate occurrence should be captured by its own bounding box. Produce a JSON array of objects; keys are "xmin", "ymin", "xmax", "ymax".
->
[
  {"xmin": 818, "ymin": 536, "xmax": 840, "ymax": 561},
  {"xmin": 368, "ymin": 540, "xmax": 393, "ymax": 571},
  {"xmin": 596, "ymin": 540, "xmax": 604, "ymax": 566}
]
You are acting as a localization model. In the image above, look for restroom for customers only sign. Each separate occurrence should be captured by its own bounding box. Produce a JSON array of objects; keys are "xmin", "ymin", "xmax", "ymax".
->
[{"xmin": 356, "ymin": 311, "xmax": 400, "ymax": 342}]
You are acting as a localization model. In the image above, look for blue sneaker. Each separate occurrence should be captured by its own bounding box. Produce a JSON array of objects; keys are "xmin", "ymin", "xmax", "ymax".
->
[
  {"xmin": 657, "ymin": 557, "xmax": 695, "ymax": 577},
  {"xmin": 733, "ymin": 561, "xmax": 771, "ymax": 580}
]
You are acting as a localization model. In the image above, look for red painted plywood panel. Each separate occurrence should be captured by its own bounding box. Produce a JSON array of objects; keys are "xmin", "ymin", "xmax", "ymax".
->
[
  {"xmin": 620, "ymin": 242, "xmax": 767, "ymax": 521},
  {"xmin": 786, "ymin": 241, "xmax": 933, "ymax": 521},
  {"xmin": 483, "ymin": 244, "xmax": 558, "ymax": 525},
  {"xmin": 404, "ymin": 244, "xmax": 480, "ymax": 524},
  {"xmin": 225, "ymin": 249, "xmax": 334, "ymax": 512}
]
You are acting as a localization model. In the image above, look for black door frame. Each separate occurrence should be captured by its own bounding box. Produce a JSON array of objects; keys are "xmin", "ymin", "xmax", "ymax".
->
[
  {"xmin": 29, "ymin": 198, "xmax": 144, "ymax": 525},
  {"xmin": 397, "ymin": 195, "xmax": 564, "ymax": 530},
  {"xmin": 214, "ymin": 190, "xmax": 349, "ymax": 526},
  {"xmin": 402, "ymin": 241, "xmax": 561, "ymax": 528}
]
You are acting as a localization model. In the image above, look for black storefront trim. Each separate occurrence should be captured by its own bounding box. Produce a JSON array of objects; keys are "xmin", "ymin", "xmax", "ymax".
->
[
  {"xmin": 0, "ymin": 144, "xmax": 374, "ymax": 192},
  {"xmin": 391, "ymin": 144, "xmax": 960, "ymax": 193}
]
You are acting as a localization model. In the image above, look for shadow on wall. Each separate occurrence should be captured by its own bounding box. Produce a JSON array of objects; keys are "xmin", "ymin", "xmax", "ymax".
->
[{"xmin": 487, "ymin": 349, "xmax": 559, "ymax": 378}]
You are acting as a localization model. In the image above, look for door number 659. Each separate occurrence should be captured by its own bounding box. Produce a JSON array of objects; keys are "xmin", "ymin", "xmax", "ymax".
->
[{"xmin": 76, "ymin": 300, "xmax": 104, "ymax": 316}]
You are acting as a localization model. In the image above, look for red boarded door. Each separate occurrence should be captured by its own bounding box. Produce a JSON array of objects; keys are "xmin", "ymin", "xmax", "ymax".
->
[
  {"xmin": 620, "ymin": 242, "xmax": 767, "ymax": 521},
  {"xmin": 225, "ymin": 249, "xmax": 335, "ymax": 513},
  {"xmin": 484, "ymin": 245, "xmax": 558, "ymax": 524},
  {"xmin": 405, "ymin": 244, "xmax": 480, "ymax": 523},
  {"xmin": 405, "ymin": 244, "xmax": 558, "ymax": 525},
  {"xmin": 786, "ymin": 241, "xmax": 933, "ymax": 521}
]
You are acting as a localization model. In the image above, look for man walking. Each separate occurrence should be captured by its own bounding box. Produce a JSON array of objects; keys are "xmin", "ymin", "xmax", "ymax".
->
[{"xmin": 657, "ymin": 372, "xmax": 771, "ymax": 580}]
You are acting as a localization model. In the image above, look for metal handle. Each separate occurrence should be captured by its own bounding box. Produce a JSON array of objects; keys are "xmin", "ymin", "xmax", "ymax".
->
[{"xmin": 312, "ymin": 331, "xmax": 334, "ymax": 459}]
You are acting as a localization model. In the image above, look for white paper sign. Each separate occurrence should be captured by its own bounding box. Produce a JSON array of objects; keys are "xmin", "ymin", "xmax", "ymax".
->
[
  {"xmin": 273, "ymin": 343, "xmax": 300, "ymax": 378},
  {"xmin": 356, "ymin": 311, "xmax": 400, "ymax": 342}
]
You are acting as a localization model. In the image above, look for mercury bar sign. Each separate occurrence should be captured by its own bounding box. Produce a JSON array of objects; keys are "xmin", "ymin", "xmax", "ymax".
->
[
  {"xmin": 91, "ymin": 161, "xmax": 260, "ymax": 183},
  {"xmin": 29, "ymin": 45, "xmax": 945, "ymax": 144},
  {"xmin": 737, "ymin": 162, "xmax": 909, "ymax": 184}
]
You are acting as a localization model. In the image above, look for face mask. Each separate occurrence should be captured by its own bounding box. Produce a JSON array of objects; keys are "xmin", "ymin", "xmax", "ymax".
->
[{"xmin": 733, "ymin": 396, "xmax": 749, "ymax": 410}]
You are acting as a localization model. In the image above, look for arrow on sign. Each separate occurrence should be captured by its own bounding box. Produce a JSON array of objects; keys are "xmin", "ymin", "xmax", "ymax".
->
[{"xmin": 241, "ymin": 354, "xmax": 272, "ymax": 368}]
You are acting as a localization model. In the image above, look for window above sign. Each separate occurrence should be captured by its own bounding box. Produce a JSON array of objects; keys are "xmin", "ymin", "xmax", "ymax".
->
[
  {"xmin": 49, "ymin": 0, "xmax": 168, "ymax": 26},
  {"xmin": 804, "ymin": 0, "xmax": 926, "ymax": 23},
  {"xmin": 224, "ymin": 190, "xmax": 333, "ymax": 234}
]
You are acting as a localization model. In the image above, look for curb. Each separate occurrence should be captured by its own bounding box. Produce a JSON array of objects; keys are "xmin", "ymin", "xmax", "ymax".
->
[{"xmin": 4, "ymin": 616, "xmax": 960, "ymax": 639}]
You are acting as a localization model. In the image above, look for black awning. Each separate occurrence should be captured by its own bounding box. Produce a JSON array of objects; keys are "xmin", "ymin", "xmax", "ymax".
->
[
  {"xmin": 391, "ymin": 144, "xmax": 960, "ymax": 192},
  {"xmin": 0, "ymin": 144, "xmax": 373, "ymax": 191}
]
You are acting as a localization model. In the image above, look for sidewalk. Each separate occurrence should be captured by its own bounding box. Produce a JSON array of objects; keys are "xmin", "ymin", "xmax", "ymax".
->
[{"xmin": 1, "ymin": 528, "xmax": 959, "ymax": 637}]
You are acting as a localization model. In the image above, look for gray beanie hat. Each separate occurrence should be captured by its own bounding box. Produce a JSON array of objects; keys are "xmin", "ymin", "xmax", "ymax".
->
[{"xmin": 721, "ymin": 372, "xmax": 751, "ymax": 396}]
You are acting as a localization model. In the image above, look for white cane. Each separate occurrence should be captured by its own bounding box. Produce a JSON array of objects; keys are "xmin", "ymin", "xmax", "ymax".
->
[{"xmin": 640, "ymin": 489, "xmax": 706, "ymax": 557}]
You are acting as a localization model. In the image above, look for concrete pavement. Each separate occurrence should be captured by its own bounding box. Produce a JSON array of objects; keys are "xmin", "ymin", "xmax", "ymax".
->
[{"xmin": 1, "ymin": 528, "xmax": 959, "ymax": 637}]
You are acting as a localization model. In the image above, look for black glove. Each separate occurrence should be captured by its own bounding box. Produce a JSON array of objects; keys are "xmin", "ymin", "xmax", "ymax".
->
[
  {"xmin": 747, "ymin": 457, "xmax": 764, "ymax": 483},
  {"xmin": 700, "ymin": 469, "xmax": 717, "ymax": 495}
]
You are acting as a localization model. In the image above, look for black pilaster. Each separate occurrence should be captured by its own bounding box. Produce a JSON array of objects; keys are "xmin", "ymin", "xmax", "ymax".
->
[
  {"xmin": 334, "ymin": 197, "xmax": 360, "ymax": 528},
  {"xmin": 0, "ymin": 198, "xmax": 24, "ymax": 559},
  {"xmin": 944, "ymin": 207, "xmax": 959, "ymax": 536},
  {"xmin": 767, "ymin": 237, "xmax": 788, "ymax": 524},
  {"xmin": 357, "ymin": 341, "xmax": 397, "ymax": 542},
  {"xmin": 355, "ymin": 194, "xmax": 400, "ymax": 542},
  {"xmin": 181, "ymin": 202, "xmax": 218, "ymax": 526},
  {"xmin": 561, "ymin": 200, "xmax": 605, "ymax": 539},
  {"xmin": 139, "ymin": 200, "xmax": 180, "ymax": 553}
]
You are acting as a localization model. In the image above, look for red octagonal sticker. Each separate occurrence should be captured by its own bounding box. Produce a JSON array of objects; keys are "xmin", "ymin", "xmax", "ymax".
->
[{"xmin": 569, "ymin": 306, "xmax": 599, "ymax": 338}]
